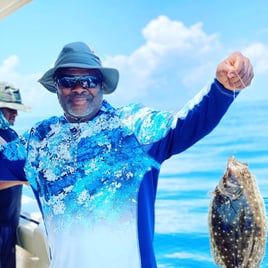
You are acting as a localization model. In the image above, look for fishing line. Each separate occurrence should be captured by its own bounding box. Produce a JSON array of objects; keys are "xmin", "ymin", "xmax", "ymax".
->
[
  {"xmin": 234, "ymin": 70, "xmax": 246, "ymax": 88},
  {"xmin": 229, "ymin": 70, "xmax": 246, "ymax": 155},
  {"xmin": 233, "ymin": 70, "xmax": 246, "ymax": 99}
]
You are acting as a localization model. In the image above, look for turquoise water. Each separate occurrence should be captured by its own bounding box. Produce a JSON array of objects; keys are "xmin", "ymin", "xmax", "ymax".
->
[{"xmin": 20, "ymin": 100, "xmax": 268, "ymax": 267}]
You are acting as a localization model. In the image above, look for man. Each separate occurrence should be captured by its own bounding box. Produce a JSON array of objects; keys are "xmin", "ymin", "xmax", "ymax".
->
[
  {"xmin": 0, "ymin": 42, "xmax": 253, "ymax": 268},
  {"xmin": 0, "ymin": 82, "xmax": 31, "ymax": 268}
]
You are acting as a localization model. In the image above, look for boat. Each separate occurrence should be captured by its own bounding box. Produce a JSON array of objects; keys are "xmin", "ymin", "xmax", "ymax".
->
[
  {"xmin": 16, "ymin": 192, "xmax": 50, "ymax": 268},
  {"xmin": 0, "ymin": 0, "xmax": 31, "ymax": 20}
]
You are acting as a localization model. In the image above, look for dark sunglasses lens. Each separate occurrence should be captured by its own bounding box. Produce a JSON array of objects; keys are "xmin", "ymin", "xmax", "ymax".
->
[
  {"xmin": 57, "ymin": 76, "xmax": 100, "ymax": 89},
  {"xmin": 80, "ymin": 76, "xmax": 99, "ymax": 88},
  {"xmin": 57, "ymin": 77, "xmax": 76, "ymax": 88}
]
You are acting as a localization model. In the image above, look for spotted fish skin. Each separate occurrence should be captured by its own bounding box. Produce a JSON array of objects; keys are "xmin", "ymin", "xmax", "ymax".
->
[{"xmin": 208, "ymin": 156, "xmax": 267, "ymax": 268}]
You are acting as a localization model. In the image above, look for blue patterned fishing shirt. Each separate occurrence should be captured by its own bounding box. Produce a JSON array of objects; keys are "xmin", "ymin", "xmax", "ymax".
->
[{"xmin": 0, "ymin": 79, "xmax": 238, "ymax": 267}]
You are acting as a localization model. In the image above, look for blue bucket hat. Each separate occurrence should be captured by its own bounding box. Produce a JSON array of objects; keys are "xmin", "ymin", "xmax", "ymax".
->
[{"xmin": 38, "ymin": 42, "xmax": 119, "ymax": 94}]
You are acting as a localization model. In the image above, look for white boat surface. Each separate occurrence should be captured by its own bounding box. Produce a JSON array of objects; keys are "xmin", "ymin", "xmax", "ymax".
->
[{"xmin": 16, "ymin": 190, "xmax": 50, "ymax": 268}]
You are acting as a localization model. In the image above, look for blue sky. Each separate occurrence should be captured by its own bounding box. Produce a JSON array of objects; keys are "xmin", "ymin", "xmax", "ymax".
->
[{"xmin": 1, "ymin": 0, "xmax": 268, "ymax": 128}]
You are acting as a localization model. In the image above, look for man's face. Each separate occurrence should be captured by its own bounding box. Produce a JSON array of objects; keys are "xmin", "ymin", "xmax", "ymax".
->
[
  {"xmin": 0, "ymin": 108, "xmax": 18, "ymax": 125},
  {"xmin": 55, "ymin": 68, "xmax": 103, "ymax": 122}
]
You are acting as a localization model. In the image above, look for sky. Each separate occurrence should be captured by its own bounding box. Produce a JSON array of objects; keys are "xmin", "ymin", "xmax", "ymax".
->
[{"xmin": 1, "ymin": 0, "xmax": 268, "ymax": 131}]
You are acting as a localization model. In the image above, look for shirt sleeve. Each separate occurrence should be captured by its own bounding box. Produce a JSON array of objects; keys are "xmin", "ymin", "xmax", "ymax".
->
[
  {"xmin": 124, "ymin": 79, "xmax": 238, "ymax": 163},
  {"xmin": 0, "ymin": 155, "xmax": 27, "ymax": 182},
  {"xmin": 0, "ymin": 136, "xmax": 28, "ymax": 182}
]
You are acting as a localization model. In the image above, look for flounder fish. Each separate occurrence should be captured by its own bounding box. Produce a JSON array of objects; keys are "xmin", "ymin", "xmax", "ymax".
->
[{"xmin": 208, "ymin": 156, "xmax": 267, "ymax": 268}]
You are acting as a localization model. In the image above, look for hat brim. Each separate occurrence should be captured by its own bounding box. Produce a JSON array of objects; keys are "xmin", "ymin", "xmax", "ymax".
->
[
  {"xmin": 0, "ymin": 101, "xmax": 31, "ymax": 112},
  {"xmin": 39, "ymin": 63, "xmax": 119, "ymax": 95}
]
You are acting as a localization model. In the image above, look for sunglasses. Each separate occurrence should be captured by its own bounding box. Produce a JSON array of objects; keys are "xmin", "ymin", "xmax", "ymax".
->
[{"xmin": 56, "ymin": 75, "xmax": 101, "ymax": 90}]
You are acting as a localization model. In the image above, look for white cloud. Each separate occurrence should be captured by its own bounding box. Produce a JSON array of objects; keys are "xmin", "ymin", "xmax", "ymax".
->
[
  {"xmin": 0, "ymin": 55, "xmax": 62, "ymax": 125},
  {"xmin": 242, "ymin": 42, "xmax": 268, "ymax": 74},
  {"xmin": 106, "ymin": 16, "xmax": 224, "ymax": 108},
  {"xmin": 107, "ymin": 16, "xmax": 268, "ymax": 107},
  {"xmin": 0, "ymin": 55, "xmax": 20, "ymax": 74},
  {"xmin": 141, "ymin": 16, "xmax": 220, "ymax": 55}
]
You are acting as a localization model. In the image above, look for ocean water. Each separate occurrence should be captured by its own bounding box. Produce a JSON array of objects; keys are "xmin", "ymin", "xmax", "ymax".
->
[{"xmin": 20, "ymin": 99, "xmax": 268, "ymax": 267}]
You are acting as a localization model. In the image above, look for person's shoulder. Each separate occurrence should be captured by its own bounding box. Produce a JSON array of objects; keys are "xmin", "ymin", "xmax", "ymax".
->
[
  {"xmin": 30, "ymin": 116, "xmax": 62, "ymax": 137},
  {"xmin": 9, "ymin": 128, "xmax": 19, "ymax": 139},
  {"xmin": 117, "ymin": 102, "xmax": 145, "ymax": 114},
  {"xmin": 32, "ymin": 116, "xmax": 59, "ymax": 127},
  {"xmin": 0, "ymin": 127, "xmax": 18, "ymax": 141}
]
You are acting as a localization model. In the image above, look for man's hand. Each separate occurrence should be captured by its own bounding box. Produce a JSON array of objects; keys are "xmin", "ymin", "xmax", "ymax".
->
[{"xmin": 216, "ymin": 51, "xmax": 254, "ymax": 91}]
